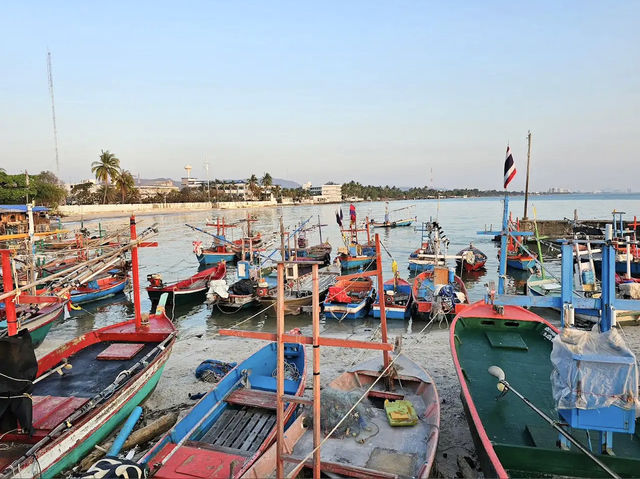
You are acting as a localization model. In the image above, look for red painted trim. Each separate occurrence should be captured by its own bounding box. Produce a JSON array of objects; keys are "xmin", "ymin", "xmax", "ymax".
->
[{"xmin": 449, "ymin": 301, "xmax": 558, "ymax": 479}]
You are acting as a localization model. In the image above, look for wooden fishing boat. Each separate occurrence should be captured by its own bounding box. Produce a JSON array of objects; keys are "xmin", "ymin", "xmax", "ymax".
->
[
  {"xmin": 285, "ymin": 354, "xmax": 440, "ymax": 478},
  {"xmin": 147, "ymin": 262, "xmax": 227, "ymax": 307},
  {"xmin": 194, "ymin": 240, "xmax": 237, "ymax": 265},
  {"xmin": 323, "ymin": 276, "xmax": 375, "ymax": 319},
  {"xmin": 0, "ymin": 303, "xmax": 176, "ymax": 478},
  {"xmin": 207, "ymin": 278, "xmax": 259, "ymax": 312},
  {"xmin": 412, "ymin": 266, "xmax": 469, "ymax": 320},
  {"xmin": 370, "ymin": 218, "xmax": 415, "ymax": 228},
  {"xmin": 371, "ymin": 277, "xmax": 413, "ymax": 319},
  {"xmin": 450, "ymin": 301, "xmax": 640, "ymax": 478},
  {"xmin": 0, "ymin": 300, "xmax": 66, "ymax": 347},
  {"xmin": 257, "ymin": 265, "xmax": 340, "ymax": 315},
  {"xmin": 456, "ymin": 244, "xmax": 487, "ymax": 272},
  {"xmin": 408, "ymin": 221, "xmax": 449, "ymax": 273},
  {"xmin": 70, "ymin": 274, "xmax": 129, "ymax": 305},
  {"xmin": 141, "ymin": 340, "xmax": 306, "ymax": 479},
  {"xmin": 335, "ymin": 246, "xmax": 376, "ymax": 271},
  {"xmin": 506, "ymin": 251, "xmax": 536, "ymax": 270}
]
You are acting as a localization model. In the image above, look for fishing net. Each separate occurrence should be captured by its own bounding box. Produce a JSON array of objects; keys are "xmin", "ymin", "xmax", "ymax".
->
[
  {"xmin": 271, "ymin": 361, "xmax": 301, "ymax": 381},
  {"xmin": 305, "ymin": 387, "xmax": 374, "ymax": 438},
  {"xmin": 551, "ymin": 326, "xmax": 640, "ymax": 412},
  {"xmin": 195, "ymin": 360, "xmax": 237, "ymax": 383}
]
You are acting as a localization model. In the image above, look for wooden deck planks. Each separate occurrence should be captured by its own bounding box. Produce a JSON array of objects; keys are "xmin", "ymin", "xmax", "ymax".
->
[{"xmin": 198, "ymin": 407, "xmax": 277, "ymax": 454}]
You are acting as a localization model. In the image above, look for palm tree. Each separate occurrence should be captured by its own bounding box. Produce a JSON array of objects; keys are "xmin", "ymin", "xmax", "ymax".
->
[
  {"xmin": 247, "ymin": 174, "xmax": 261, "ymax": 200},
  {"xmin": 114, "ymin": 169, "xmax": 136, "ymax": 203},
  {"xmin": 261, "ymin": 172, "xmax": 272, "ymax": 187},
  {"xmin": 91, "ymin": 150, "xmax": 120, "ymax": 203}
]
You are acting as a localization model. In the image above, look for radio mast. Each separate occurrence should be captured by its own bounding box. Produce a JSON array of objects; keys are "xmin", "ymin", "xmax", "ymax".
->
[{"xmin": 47, "ymin": 50, "xmax": 60, "ymax": 175}]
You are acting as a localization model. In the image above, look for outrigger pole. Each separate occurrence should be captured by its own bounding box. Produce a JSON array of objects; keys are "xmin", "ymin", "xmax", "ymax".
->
[{"xmin": 219, "ymin": 231, "xmax": 394, "ymax": 478}]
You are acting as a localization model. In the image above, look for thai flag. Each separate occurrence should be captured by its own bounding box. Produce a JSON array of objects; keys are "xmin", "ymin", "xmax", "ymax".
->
[
  {"xmin": 350, "ymin": 204, "xmax": 356, "ymax": 224},
  {"xmin": 503, "ymin": 146, "xmax": 516, "ymax": 189}
]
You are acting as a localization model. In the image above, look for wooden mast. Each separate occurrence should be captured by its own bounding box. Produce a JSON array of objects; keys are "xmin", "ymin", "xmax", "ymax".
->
[
  {"xmin": 1, "ymin": 250, "xmax": 18, "ymax": 336},
  {"xmin": 129, "ymin": 215, "xmax": 143, "ymax": 328},
  {"xmin": 523, "ymin": 130, "xmax": 532, "ymax": 219}
]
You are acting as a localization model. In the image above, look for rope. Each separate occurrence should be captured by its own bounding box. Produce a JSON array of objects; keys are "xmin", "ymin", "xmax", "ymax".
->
[
  {"xmin": 378, "ymin": 240, "xmax": 394, "ymax": 260},
  {"xmin": 287, "ymin": 352, "xmax": 402, "ymax": 478}
]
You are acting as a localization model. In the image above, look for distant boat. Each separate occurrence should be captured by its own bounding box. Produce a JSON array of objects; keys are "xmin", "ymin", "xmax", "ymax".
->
[
  {"xmin": 371, "ymin": 277, "xmax": 413, "ymax": 319},
  {"xmin": 70, "ymin": 275, "xmax": 128, "ymax": 305},
  {"xmin": 412, "ymin": 266, "xmax": 469, "ymax": 320},
  {"xmin": 323, "ymin": 276, "xmax": 375, "ymax": 319},
  {"xmin": 141, "ymin": 340, "xmax": 306, "ymax": 479},
  {"xmin": 370, "ymin": 202, "xmax": 416, "ymax": 228},
  {"xmin": 408, "ymin": 221, "xmax": 449, "ymax": 273},
  {"xmin": 456, "ymin": 244, "xmax": 487, "ymax": 272},
  {"xmin": 147, "ymin": 262, "xmax": 227, "ymax": 308}
]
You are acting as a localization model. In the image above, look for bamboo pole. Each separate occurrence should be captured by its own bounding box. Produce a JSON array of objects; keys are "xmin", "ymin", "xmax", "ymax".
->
[
  {"xmin": 276, "ymin": 261, "xmax": 285, "ymax": 479},
  {"xmin": 312, "ymin": 263, "xmax": 321, "ymax": 479},
  {"xmin": 375, "ymin": 234, "xmax": 390, "ymax": 370}
]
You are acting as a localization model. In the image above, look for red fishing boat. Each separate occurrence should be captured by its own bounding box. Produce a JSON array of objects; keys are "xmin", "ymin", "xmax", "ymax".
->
[
  {"xmin": 0, "ymin": 217, "xmax": 177, "ymax": 479},
  {"xmin": 412, "ymin": 266, "xmax": 469, "ymax": 320},
  {"xmin": 457, "ymin": 244, "xmax": 488, "ymax": 272},
  {"xmin": 147, "ymin": 262, "xmax": 227, "ymax": 306}
]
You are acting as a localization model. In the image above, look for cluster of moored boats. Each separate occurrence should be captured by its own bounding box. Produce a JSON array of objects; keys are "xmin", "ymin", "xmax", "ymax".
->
[{"xmin": 1, "ymin": 201, "xmax": 640, "ymax": 479}]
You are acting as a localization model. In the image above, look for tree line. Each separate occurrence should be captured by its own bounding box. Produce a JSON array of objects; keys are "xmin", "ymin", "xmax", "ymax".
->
[{"xmin": 1, "ymin": 150, "xmax": 523, "ymax": 208}]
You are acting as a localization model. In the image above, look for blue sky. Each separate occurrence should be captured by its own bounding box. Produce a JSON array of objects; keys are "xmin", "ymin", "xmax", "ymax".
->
[{"xmin": 1, "ymin": 1, "xmax": 638, "ymax": 190}]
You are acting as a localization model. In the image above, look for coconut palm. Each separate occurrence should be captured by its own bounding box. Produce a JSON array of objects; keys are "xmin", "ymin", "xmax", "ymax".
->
[
  {"xmin": 261, "ymin": 172, "xmax": 272, "ymax": 187},
  {"xmin": 91, "ymin": 150, "xmax": 120, "ymax": 203},
  {"xmin": 247, "ymin": 174, "xmax": 261, "ymax": 199},
  {"xmin": 114, "ymin": 169, "xmax": 136, "ymax": 203}
]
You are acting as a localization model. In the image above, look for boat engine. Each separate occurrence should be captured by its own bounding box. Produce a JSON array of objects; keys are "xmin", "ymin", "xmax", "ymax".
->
[
  {"xmin": 147, "ymin": 274, "xmax": 163, "ymax": 288},
  {"xmin": 256, "ymin": 280, "xmax": 269, "ymax": 297}
]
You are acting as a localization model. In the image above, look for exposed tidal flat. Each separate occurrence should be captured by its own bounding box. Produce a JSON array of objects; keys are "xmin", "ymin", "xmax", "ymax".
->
[{"xmin": 39, "ymin": 193, "xmax": 640, "ymax": 477}]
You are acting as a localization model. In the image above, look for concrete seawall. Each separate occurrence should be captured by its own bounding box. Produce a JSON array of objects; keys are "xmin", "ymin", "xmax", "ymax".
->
[{"xmin": 57, "ymin": 200, "xmax": 279, "ymax": 216}]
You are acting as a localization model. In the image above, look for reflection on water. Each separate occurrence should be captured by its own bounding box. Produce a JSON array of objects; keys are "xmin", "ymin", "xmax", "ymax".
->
[{"xmin": 46, "ymin": 194, "xmax": 640, "ymax": 345}]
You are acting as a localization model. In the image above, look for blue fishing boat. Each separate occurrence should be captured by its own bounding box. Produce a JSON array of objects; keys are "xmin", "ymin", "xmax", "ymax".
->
[
  {"xmin": 323, "ymin": 276, "xmax": 375, "ymax": 319},
  {"xmin": 141, "ymin": 341, "xmax": 306, "ymax": 479},
  {"xmin": 408, "ymin": 221, "xmax": 449, "ymax": 273},
  {"xmin": 70, "ymin": 275, "xmax": 128, "ymax": 305},
  {"xmin": 371, "ymin": 277, "xmax": 412, "ymax": 319}
]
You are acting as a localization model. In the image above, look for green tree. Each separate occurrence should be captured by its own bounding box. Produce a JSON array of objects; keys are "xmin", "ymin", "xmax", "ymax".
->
[
  {"xmin": 261, "ymin": 172, "xmax": 273, "ymax": 187},
  {"xmin": 114, "ymin": 169, "xmax": 137, "ymax": 203},
  {"xmin": 247, "ymin": 174, "xmax": 261, "ymax": 199},
  {"xmin": 91, "ymin": 150, "xmax": 120, "ymax": 203}
]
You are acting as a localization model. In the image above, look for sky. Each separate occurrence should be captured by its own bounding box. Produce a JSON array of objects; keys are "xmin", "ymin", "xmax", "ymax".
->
[{"xmin": 1, "ymin": 1, "xmax": 638, "ymax": 191}]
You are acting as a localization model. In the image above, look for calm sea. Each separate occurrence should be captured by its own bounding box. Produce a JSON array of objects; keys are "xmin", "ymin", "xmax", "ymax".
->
[{"xmin": 48, "ymin": 193, "xmax": 640, "ymax": 342}]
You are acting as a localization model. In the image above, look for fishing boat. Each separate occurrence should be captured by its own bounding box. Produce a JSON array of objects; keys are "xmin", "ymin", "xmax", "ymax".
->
[
  {"xmin": 285, "ymin": 354, "xmax": 440, "ymax": 478},
  {"xmin": 408, "ymin": 221, "xmax": 449, "ymax": 273},
  {"xmin": 335, "ymin": 207, "xmax": 376, "ymax": 271},
  {"xmin": 257, "ymin": 264, "xmax": 340, "ymax": 315},
  {"xmin": 450, "ymin": 300, "xmax": 640, "ymax": 478},
  {"xmin": 456, "ymin": 244, "xmax": 487, "ymax": 272},
  {"xmin": 70, "ymin": 274, "xmax": 129, "ymax": 305},
  {"xmin": 140, "ymin": 340, "xmax": 306, "ymax": 479},
  {"xmin": 194, "ymin": 240, "xmax": 237, "ymax": 265},
  {"xmin": 370, "ymin": 202, "xmax": 415, "ymax": 228},
  {"xmin": 0, "ymin": 300, "xmax": 66, "ymax": 347},
  {"xmin": 412, "ymin": 266, "xmax": 469, "ymax": 320},
  {"xmin": 208, "ymin": 277, "xmax": 259, "ymax": 312},
  {"xmin": 323, "ymin": 276, "xmax": 375, "ymax": 319},
  {"xmin": 0, "ymin": 217, "xmax": 177, "ymax": 478},
  {"xmin": 371, "ymin": 276, "xmax": 413, "ymax": 319},
  {"xmin": 147, "ymin": 262, "xmax": 227, "ymax": 308}
]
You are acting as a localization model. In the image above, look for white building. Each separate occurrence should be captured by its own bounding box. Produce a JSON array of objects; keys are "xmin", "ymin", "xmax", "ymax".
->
[{"xmin": 309, "ymin": 183, "xmax": 342, "ymax": 203}]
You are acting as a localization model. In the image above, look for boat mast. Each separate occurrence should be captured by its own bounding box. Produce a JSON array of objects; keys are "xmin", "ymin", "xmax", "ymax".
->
[
  {"xmin": 523, "ymin": 130, "xmax": 532, "ymax": 219},
  {"xmin": 1, "ymin": 250, "xmax": 18, "ymax": 336}
]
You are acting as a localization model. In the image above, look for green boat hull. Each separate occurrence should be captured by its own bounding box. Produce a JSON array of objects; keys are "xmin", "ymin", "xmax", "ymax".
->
[
  {"xmin": 41, "ymin": 363, "xmax": 167, "ymax": 478},
  {"xmin": 29, "ymin": 322, "xmax": 55, "ymax": 348},
  {"xmin": 452, "ymin": 306, "xmax": 640, "ymax": 478}
]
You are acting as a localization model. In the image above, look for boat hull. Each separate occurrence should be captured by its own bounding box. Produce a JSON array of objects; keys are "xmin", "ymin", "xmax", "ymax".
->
[
  {"xmin": 506, "ymin": 258, "xmax": 536, "ymax": 270},
  {"xmin": 196, "ymin": 252, "xmax": 237, "ymax": 265},
  {"xmin": 451, "ymin": 302, "xmax": 640, "ymax": 478},
  {"xmin": 70, "ymin": 278, "xmax": 128, "ymax": 305},
  {"xmin": 324, "ymin": 298, "xmax": 371, "ymax": 319},
  {"xmin": 593, "ymin": 259, "xmax": 640, "ymax": 277}
]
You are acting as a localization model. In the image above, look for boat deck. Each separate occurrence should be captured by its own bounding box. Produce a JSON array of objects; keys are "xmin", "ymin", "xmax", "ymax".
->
[
  {"xmin": 32, "ymin": 341, "xmax": 159, "ymax": 398},
  {"xmin": 456, "ymin": 316, "xmax": 640, "ymax": 478},
  {"xmin": 289, "ymin": 355, "xmax": 438, "ymax": 478}
]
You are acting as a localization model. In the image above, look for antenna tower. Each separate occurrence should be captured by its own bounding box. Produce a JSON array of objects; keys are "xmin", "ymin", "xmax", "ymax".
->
[{"xmin": 47, "ymin": 50, "xmax": 60, "ymax": 175}]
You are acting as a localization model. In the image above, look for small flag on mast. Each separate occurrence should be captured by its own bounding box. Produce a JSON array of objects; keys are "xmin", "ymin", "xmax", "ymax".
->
[{"xmin": 503, "ymin": 146, "xmax": 516, "ymax": 189}]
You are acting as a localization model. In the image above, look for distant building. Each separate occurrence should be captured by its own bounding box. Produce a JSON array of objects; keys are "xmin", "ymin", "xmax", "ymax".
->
[
  {"xmin": 309, "ymin": 183, "xmax": 342, "ymax": 203},
  {"xmin": 139, "ymin": 180, "xmax": 179, "ymax": 199},
  {"xmin": 66, "ymin": 179, "xmax": 98, "ymax": 193},
  {"xmin": 0, "ymin": 205, "xmax": 51, "ymax": 235}
]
